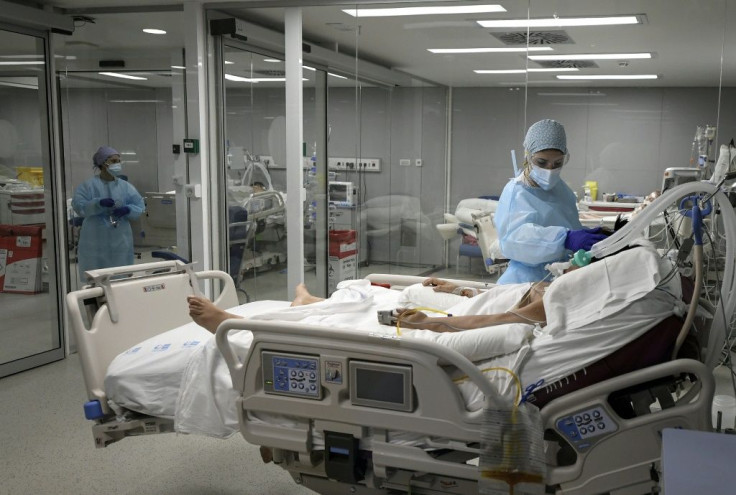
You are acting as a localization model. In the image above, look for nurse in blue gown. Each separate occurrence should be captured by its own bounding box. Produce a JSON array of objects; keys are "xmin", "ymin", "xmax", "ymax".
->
[
  {"xmin": 495, "ymin": 119, "xmax": 606, "ymax": 284},
  {"xmin": 72, "ymin": 146, "xmax": 145, "ymax": 279}
]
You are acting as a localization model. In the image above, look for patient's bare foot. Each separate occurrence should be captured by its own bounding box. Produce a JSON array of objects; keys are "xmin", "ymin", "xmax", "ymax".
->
[
  {"xmin": 259, "ymin": 446, "xmax": 273, "ymax": 463},
  {"xmin": 290, "ymin": 283, "xmax": 324, "ymax": 307},
  {"xmin": 187, "ymin": 296, "xmax": 240, "ymax": 334}
]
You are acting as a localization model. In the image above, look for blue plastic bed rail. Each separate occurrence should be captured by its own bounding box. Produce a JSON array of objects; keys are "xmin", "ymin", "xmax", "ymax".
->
[{"xmin": 84, "ymin": 400, "xmax": 104, "ymax": 420}]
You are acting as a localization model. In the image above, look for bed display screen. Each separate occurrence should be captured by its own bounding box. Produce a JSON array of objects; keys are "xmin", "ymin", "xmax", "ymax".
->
[
  {"xmin": 262, "ymin": 351, "xmax": 321, "ymax": 399},
  {"xmin": 350, "ymin": 361, "xmax": 413, "ymax": 412},
  {"xmin": 355, "ymin": 369, "xmax": 404, "ymax": 404}
]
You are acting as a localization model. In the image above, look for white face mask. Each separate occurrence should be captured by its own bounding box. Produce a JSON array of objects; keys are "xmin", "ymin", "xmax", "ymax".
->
[
  {"xmin": 530, "ymin": 164, "xmax": 562, "ymax": 190},
  {"xmin": 107, "ymin": 164, "xmax": 123, "ymax": 176}
]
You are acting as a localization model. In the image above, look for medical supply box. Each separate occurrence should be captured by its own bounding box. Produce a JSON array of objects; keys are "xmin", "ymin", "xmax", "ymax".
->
[
  {"xmin": 328, "ymin": 229, "xmax": 357, "ymax": 294},
  {"xmin": 0, "ymin": 224, "xmax": 44, "ymax": 294},
  {"xmin": 0, "ymin": 188, "xmax": 46, "ymax": 225}
]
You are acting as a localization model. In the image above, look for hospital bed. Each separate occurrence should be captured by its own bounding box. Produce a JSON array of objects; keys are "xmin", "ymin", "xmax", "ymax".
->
[
  {"xmin": 436, "ymin": 197, "xmax": 507, "ymax": 275},
  {"xmin": 67, "ymin": 180, "xmax": 736, "ymax": 494},
  {"xmin": 228, "ymin": 188, "xmax": 287, "ymax": 278}
]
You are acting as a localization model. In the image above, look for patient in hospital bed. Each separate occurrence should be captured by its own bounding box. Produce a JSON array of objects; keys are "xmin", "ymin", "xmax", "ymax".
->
[{"xmin": 105, "ymin": 241, "xmax": 683, "ymax": 443}]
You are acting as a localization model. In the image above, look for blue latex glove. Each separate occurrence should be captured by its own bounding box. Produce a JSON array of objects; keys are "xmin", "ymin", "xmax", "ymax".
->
[
  {"xmin": 112, "ymin": 206, "xmax": 131, "ymax": 218},
  {"xmin": 565, "ymin": 227, "xmax": 608, "ymax": 252},
  {"xmin": 99, "ymin": 198, "xmax": 115, "ymax": 208}
]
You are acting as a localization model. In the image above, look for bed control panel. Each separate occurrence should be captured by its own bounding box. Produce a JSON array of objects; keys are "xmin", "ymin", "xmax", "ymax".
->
[
  {"xmin": 555, "ymin": 405, "xmax": 619, "ymax": 452},
  {"xmin": 262, "ymin": 351, "xmax": 322, "ymax": 400}
]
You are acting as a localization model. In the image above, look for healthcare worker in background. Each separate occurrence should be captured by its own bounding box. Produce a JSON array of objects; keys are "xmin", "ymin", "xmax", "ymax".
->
[
  {"xmin": 495, "ymin": 119, "xmax": 607, "ymax": 284},
  {"xmin": 72, "ymin": 146, "xmax": 145, "ymax": 279}
]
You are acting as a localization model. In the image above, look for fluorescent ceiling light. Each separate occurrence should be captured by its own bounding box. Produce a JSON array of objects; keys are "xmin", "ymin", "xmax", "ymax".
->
[
  {"xmin": 98, "ymin": 72, "xmax": 148, "ymax": 80},
  {"xmin": 224, "ymin": 60, "xmax": 234, "ymax": 65},
  {"xmin": 537, "ymin": 92, "xmax": 607, "ymax": 97},
  {"xmin": 478, "ymin": 15, "xmax": 640, "ymax": 28},
  {"xmin": 557, "ymin": 74, "xmax": 658, "ymax": 80},
  {"xmin": 328, "ymin": 73, "xmax": 348, "ymax": 80},
  {"xmin": 108, "ymin": 100, "xmax": 164, "ymax": 103},
  {"xmin": 475, "ymin": 68, "xmax": 579, "ymax": 74},
  {"xmin": 263, "ymin": 58, "xmax": 281, "ymax": 63},
  {"xmin": 0, "ymin": 61, "xmax": 44, "ymax": 65},
  {"xmin": 142, "ymin": 28, "xmax": 167, "ymax": 35},
  {"xmin": 303, "ymin": 65, "xmax": 316, "ymax": 71},
  {"xmin": 428, "ymin": 47, "xmax": 553, "ymax": 54},
  {"xmin": 529, "ymin": 53, "xmax": 652, "ymax": 61},
  {"xmin": 344, "ymin": 5, "xmax": 506, "ymax": 18},
  {"xmin": 171, "ymin": 65, "xmax": 186, "ymax": 70},
  {"xmin": 225, "ymin": 74, "xmax": 307, "ymax": 83}
]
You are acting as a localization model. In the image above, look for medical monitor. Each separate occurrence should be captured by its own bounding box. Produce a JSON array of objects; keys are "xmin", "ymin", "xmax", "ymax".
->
[{"xmin": 329, "ymin": 181, "xmax": 355, "ymax": 207}]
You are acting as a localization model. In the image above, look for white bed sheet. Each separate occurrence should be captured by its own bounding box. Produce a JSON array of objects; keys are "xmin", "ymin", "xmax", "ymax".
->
[{"xmin": 105, "ymin": 245, "xmax": 679, "ymax": 439}]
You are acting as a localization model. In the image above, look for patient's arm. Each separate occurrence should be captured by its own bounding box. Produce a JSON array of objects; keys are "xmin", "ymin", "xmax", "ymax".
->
[
  {"xmin": 396, "ymin": 297, "xmax": 546, "ymax": 332},
  {"xmin": 422, "ymin": 277, "xmax": 477, "ymax": 297}
]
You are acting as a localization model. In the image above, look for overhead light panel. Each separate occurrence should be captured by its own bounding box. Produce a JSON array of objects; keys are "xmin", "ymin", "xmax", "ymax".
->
[
  {"xmin": 225, "ymin": 74, "xmax": 307, "ymax": 83},
  {"xmin": 328, "ymin": 73, "xmax": 348, "ymax": 79},
  {"xmin": 142, "ymin": 28, "xmax": 167, "ymax": 35},
  {"xmin": 171, "ymin": 65, "xmax": 186, "ymax": 70},
  {"xmin": 224, "ymin": 60, "xmax": 234, "ymax": 65},
  {"xmin": 99, "ymin": 72, "xmax": 148, "ymax": 80},
  {"xmin": 475, "ymin": 68, "xmax": 579, "ymax": 74},
  {"xmin": 478, "ymin": 15, "xmax": 641, "ymax": 28},
  {"xmin": 264, "ymin": 58, "xmax": 281, "ymax": 63},
  {"xmin": 429, "ymin": 47, "xmax": 553, "ymax": 54},
  {"xmin": 0, "ymin": 61, "xmax": 44, "ymax": 65},
  {"xmin": 557, "ymin": 74, "xmax": 657, "ymax": 80},
  {"xmin": 529, "ymin": 53, "xmax": 652, "ymax": 61},
  {"xmin": 344, "ymin": 5, "xmax": 506, "ymax": 17}
]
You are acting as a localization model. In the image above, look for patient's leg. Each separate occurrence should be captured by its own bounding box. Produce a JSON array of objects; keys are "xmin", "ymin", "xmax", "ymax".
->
[
  {"xmin": 188, "ymin": 284, "xmax": 324, "ymax": 333},
  {"xmin": 187, "ymin": 296, "xmax": 240, "ymax": 334},
  {"xmin": 290, "ymin": 283, "xmax": 324, "ymax": 306}
]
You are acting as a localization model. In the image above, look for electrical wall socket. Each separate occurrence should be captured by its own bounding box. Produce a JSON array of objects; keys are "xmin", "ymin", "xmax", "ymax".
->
[
  {"xmin": 328, "ymin": 157, "xmax": 381, "ymax": 172},
  {"xmin": 399, "ymin": 159, "xmax": 411, "ymax": 167}
]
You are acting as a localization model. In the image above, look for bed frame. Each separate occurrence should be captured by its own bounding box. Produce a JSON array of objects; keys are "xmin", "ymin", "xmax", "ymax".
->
[
  {"xmin": 66, "ymin": 260, "xmax": 238, "ymax": 447},
  {"xmin": 216, "ymin": 279, "xmax": 714, "ymax": 495}
]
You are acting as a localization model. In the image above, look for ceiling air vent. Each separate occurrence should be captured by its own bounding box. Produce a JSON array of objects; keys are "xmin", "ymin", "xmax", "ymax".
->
[
  {"xmin": 536, "ymin": 60, "xmax": 599, "ymax": 69},
  {"xmin": 492, "ymin": 30, "xmax": 573, "ymax": 46},
  {"xmin": 255, "ymin": 70, "xmax": 286, "ymax": 77}
]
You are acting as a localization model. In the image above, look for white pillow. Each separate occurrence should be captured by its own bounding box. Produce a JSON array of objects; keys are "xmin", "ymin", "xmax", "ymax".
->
[{"xmin": 398, "ymin": 283, "xmax": 466, "ymax": 311}]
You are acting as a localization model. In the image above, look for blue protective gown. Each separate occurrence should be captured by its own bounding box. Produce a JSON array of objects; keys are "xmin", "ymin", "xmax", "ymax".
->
[
  {"xmin": 494, "ymin": 176, "xmax": 582, "ymax": 284},
  {"xmin": 72, "ymin": 176, "xmax": 145, "ymax": 278}
]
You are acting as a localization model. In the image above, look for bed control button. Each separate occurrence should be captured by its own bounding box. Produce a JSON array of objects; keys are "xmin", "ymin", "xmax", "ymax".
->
[{"xmin": 298, "ymin": 383, "xmax": 304, "ymax": 389}]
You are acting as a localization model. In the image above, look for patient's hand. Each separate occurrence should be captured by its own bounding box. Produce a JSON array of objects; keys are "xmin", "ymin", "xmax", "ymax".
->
[
  {"xmin": 394, "ymin": 308, "xmax": 430, "ymax": 328},
  {"xmin": 422, "ymin": 277, "xmax": 458, "ymax": 293}
]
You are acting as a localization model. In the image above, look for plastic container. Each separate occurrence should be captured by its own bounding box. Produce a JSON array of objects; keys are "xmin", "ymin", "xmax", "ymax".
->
[
  {"xmin": 712, "ymin": 394, "xmax": 736, "ymax": 430},
  {"xmin": 15, "ymin": 166, "xmax": 43, "ymax": 187},
  {"xmin": 584, "ymin": 180, "xmax": 598, "ymax": 201}
]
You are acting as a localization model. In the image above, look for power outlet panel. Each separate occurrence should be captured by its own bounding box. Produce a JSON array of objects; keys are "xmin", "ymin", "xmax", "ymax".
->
[{"xmin": 328, "ymin": 157, "xmax": 381, "ymax": 172}]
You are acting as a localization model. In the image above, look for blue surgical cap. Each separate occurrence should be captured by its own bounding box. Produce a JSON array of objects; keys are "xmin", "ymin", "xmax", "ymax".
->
[
  {"xmin": 523, "ymin": 119, "xmax": 567, "ymax": 155},
  {"xmin": 93, "ymin": 146, "xmax": 119, "ymax": 167}
]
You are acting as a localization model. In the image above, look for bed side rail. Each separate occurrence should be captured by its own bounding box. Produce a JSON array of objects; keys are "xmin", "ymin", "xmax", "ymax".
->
[
  {"xmin": 365, "ymin": 273, "xmax": 495, "ymax": 291},
  {"xmin": 542, "ymin": 358, "xmax": 713, "ymax": 495},
  {"xmin": 216, "ymin": 320, "xmax": 497, "ymax": 452}
]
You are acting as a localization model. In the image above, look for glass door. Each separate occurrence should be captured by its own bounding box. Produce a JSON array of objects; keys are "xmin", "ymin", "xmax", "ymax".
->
[
  {"xmin": 0, "ymin": 27, "xmax": 64, "ymax": 377},
  {"xmin": 217, "ymin": 40, "xmax": 329, "ymax": 301}
]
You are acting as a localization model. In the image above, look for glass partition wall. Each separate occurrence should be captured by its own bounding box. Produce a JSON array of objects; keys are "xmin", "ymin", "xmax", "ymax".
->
[
  {"xmin": 0, "ymin": 26, "xmax": 64, "ymax": 377},
  {"xmin": 56, "ymin": 12, "xmax": 188, "ymax": 293},
  {"xmin": 223, "ymin": 0, "xmax": 734, "ymax": 299}
]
